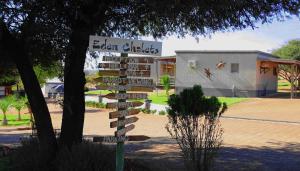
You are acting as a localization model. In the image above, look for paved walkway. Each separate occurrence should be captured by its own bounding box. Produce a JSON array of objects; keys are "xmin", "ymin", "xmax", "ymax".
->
[{"xmin": 1, "ymin": 97, "xmax": 300, "ymax": 170}]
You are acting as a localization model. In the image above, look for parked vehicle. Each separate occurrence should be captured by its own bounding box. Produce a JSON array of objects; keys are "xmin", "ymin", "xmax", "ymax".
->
[{"xmin": 48, "ymin": 84, "xmax": 64, "ymax": 98}]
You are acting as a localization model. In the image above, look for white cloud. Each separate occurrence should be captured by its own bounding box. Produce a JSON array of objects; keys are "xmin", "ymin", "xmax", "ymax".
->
[{"xmin": 161, "ymin": 31, "xmax": 280, "ymax": 56}]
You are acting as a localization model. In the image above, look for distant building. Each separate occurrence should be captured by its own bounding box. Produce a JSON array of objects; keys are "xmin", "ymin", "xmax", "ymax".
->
[
  {"xmin": 175, "ymin": 51, "xmax": 282, "ymax": 97},
  {"xmin": 151, "ymin": 57, "xmax": 176, "ymax": 87},
  {"xmin": 0, "ymin": 85, "xmax": 13, "ymax": 97},
  {"xmin": 41, "ymin": 78, "xmax": 63, "ymax": 97}
]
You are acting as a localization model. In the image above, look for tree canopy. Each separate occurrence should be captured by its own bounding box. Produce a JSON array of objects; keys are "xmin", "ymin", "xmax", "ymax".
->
[
  {"xmin": 1, "ymin": 0, "xmax": 300, "ymax": 155},
  {"xmin": 0, "ymin": 66, "xmax": 19, "ymax": 86},
  {"xmin": 272, "ymin": 39, "xmax": 300, "ymax": 98},
  {"xmin": 273, "ymin": 39, "xmax": 300, "ymax": 60}
]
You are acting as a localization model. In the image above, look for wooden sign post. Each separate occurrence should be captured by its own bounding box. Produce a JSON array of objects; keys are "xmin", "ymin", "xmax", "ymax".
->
[
  {"xmin": 116, "ymin": 53, "xmax": 127, "ymax": 171},
  {"xmin": 89, "ymin": 36, "xmax": 161, "ymax": 171}
]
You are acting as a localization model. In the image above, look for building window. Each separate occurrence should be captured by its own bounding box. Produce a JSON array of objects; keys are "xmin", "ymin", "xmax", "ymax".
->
[
  {"xmin": 160, "ymin": 63, "xmax": 175, "ymax": 76},
  {"xmin": 231, "ymin": 63, "xmax": 239, "ymax": 73}
]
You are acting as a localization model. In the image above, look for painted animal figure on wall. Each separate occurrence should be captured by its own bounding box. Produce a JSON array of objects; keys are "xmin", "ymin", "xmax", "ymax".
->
[{"xmin": 216, "ymin": 61, "xmax": 226, "ymax": 69}]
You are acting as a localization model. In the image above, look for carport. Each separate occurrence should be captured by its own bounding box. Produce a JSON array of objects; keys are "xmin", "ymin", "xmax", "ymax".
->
[{"xmin": 259, "ymin": 58, "xmax": 300, "ymax": 99}]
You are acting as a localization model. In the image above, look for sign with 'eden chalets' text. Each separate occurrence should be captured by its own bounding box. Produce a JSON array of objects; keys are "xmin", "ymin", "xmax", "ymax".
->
[{"xmin": 89, "ymin": 36, "xmax": 162, "ymax": 56}]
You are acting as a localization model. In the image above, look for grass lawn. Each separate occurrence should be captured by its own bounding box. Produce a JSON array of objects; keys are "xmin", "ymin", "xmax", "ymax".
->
[
  {"xmin": 217, "ymin": 97, "xmax": 247, "ymax": 106},
  {"xmin": 0, "ymin": 114, "xmax": 31, "ymax": 126},
  {"xmin": 85, "ymin": 90, "xmax": 112, "ymax": 95},
  {"xmin": 148, "ymin": 92, "xmax": 169, "ymax": 105},
  {"xmin": 148, "ymin": 92, "xmax": 247, "ymax": 106},
  {"xmin": 278, "ymin": 80, "xmax": 291, "ymax": 90}
]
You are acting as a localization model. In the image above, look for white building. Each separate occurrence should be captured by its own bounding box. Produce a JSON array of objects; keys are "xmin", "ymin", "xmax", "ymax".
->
[{"xmin": 175, "ymin": 51, "xmax": 281, "ymax": 97}]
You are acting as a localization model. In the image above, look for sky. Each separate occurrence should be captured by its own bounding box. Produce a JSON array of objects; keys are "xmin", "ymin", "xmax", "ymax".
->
[
  {"xmin": 159, "ymin": 16, "xmax": 300, "ymax": 56},
  {"xmin": 85, "ymin": 16, "xmax": 300, "ymax": 70}
]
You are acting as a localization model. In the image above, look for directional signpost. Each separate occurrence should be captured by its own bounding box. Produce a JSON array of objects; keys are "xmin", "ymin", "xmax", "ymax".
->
[
  {"xmin": 103, "ymin": 93, "xmax": 148, "ymax": 100},
  {"xmin": 98, "ymin": 70, "xmax": 151, "ymax": 77},
  {"xmin": 96, "ymin": 85, "xmax": 154, "ymax": 92},
  {"xmin": 89, "ymin": 36, "xmax": 162, "ymax": 171}
]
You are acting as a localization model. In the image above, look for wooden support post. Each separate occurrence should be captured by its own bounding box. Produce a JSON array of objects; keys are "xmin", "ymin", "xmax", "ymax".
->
[
  {"xmin": 291, "ymin": 64, "xmax": 295, "ymax": 99},
  {"xmin": 156, "ymin": 58, "xmax": 159, "ymax": 96}
]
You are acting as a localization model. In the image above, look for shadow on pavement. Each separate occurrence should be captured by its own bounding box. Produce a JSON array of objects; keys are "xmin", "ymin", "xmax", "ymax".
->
[
  {"xmin": 123, "ymin": 137, "xmax": 300, "ymax": 171},
  {"xmin": 1, "ymin": 134, "xmax": 300, "ymax": 170},
  {"xmin": 267, "ymin": 92, "xmax": 300, "ymax": 99},
  {"xmin": 215, "ymin": 141, "xmax": 300, "ymax": 170}
]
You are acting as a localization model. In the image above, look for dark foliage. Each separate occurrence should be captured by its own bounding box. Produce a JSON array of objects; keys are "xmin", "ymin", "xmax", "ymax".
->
[
  {"xmin": 8, "ymin": 138, "xmax": 155, "ymax": 171},
  {"xmin": 1, "ymin": 0, "xmax": 300, "ymax": 152},
  {"xmin": 166, "ymin": 85, "xmax": 227, "ymax": 171}
]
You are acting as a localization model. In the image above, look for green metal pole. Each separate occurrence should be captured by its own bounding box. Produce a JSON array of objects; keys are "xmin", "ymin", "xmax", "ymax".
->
[{"xmin": 116, "ymin": 53, "xmax": 128, "ymax": 171}]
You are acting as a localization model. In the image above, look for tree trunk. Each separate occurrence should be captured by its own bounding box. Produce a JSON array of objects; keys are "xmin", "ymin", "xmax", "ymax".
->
[
  {"xmin": 14, "ymin": 55, "xmax": 58, "ymax": 156},
  {"xmin": 59, "ymin": 29, "xmax": 88, "ymax": 147},
  {"xmin": 2, "ymin": 113, "xmax": 8, "ymax": 126},
  {"xmin": 1, "ymin": 21, "xmax": 57, "ymax": 159},
  {"xmin": 17, "ymin": 110, "xmax": 21, "ymax": 121}
]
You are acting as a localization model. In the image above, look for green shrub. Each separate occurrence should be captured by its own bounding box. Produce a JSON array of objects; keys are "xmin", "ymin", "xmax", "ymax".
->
[
  {"xmin": 11, "ymin": 95, "xmax": 27, "ymax": 121},
  {"xmin": 0, "ymin": 95, "xmax": 14, "ymax": 126},
  {"xmin": 141, "ymin": 108, "xmax": 151, "ymax": 114},
  {"xmin": 54, "ymin": 142, "xmax": 115, "ymax": 171},
  {"xmin": 85, "ymin": 101, "xmax": 106, "ymax": 109},
  {"xmin": 9, "ymin": 138, "xmax": 52, "ymax": 171},
  {"xmin": 159, "ymin": 110, "xmax": 166, "ymax": 115},
  {"xmin": 160, "ymin": 75, "xmax": 171, "ymax": 96},
  {"xmin": 8, "ymin": 138, "xmax": 155, "ymax": 171},
  {"xmin": 9, "ymin": 138, "xmax": 115, "ymax": 171},
  {"xmin": 166, "ymin": 85, "xmax": 227, "ymax": 171},
  {"xmin": 151, "ymin": 109, "xmax": 157, "ymax": 114},
  {"xmin": 84, "ymin": 86, "xmax": 89, "ymax": 92}
]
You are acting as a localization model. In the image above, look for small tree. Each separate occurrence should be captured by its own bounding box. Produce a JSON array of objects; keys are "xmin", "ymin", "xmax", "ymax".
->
[
  {"xmin": 0, "ymin": 96, "xmax": 14, "ymax": 125},
  {"xmin": 12, "ymin": 96, "xmax": 27, "ymax": 121},
  {"xmin": 166, "ymin": 85, "xmax": 227, "ymax": 171},
  {"xmin": 272, "ymin": 40, "xmax": 300, "ymax": 98},
  {"xmin": 160, "ymin": 75, "xmax": 171, "ymax": 96}
]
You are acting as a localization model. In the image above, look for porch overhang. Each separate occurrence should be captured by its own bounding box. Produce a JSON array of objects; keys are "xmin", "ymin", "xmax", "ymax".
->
[{"xmin": 259, "ymin": 58, "xmax": 300, "ymax": 66}]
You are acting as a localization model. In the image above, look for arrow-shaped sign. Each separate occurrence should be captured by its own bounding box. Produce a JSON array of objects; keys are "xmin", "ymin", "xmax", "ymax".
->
[
  {"xmin": 96, "ymin": 85, "xmax": 153, "ymax": 92},
  {"xmin": 104, "ymin": 93, "xmax": 147, "ymax": 100},
  {"xmin": 109, "ymin": 109, "xmax": 140, "ymax": 119},
  {"xmin": 98, "ymin": 70, "xmax": 151, "ymax": 77},
  {"xmin": 103, "ymin": 56, "xmax": 154, "ymax": 64},
  {"xmin": 115, "ymin": 124, "xmax": 135, "ymax": 137},
  {"xmin": 106, "ymin": 101, "xmax": 144, "ymax": 109},
  {"xmin": 93, "ymin": 135, "xmax": 150, "ymax": 143},
  {"xmin": 110, "ymin": 116, "xmax": 138, "ymax": 128},
  {"xmin": 96, "ymin": 77, "xmax": 154, "ymax": 87},
  {"xmin": 98, "ymin": 63, "xmax": 151, "ymax": 71}
]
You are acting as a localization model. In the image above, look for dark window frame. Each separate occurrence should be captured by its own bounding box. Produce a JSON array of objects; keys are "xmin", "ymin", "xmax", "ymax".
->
[{"xmin": 231, "ymin": 63, "xmax": 239, "ymax": 73}]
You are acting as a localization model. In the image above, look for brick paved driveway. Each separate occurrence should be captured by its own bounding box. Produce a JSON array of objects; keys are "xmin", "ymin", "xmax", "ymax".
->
[{"xmin": 1, "ymin": 98, "xmax": 300, "ymax": 170}]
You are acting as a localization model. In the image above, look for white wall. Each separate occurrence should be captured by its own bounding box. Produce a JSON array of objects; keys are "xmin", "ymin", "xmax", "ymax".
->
[{"xmin": 175, "ymin": 52, "xmax": 258, "ymax": 91}]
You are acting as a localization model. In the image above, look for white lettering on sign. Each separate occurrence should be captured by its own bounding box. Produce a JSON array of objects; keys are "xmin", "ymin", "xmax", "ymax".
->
[
  {"xmin": 116, "ymin": 93, "xmax": 147, "ymax": 99},
  {"xmin": 97, "ymin": 85, "xmax": 153, "ymax": 92},
  {"xmin": 109, "ymin": 109, "xmax": 140, "ymax": 119},
  {"xmin": 106, "ymin": 101, "xmax": 143, "ymax": 109},
  {"xmin": 107, "ymin": 85, "xmax": 132, "ymax": 91},
  {"xmin": 115, "ymin": 124, "xmax": 135, "ymax": 137},
  {"xmin": 126, "ymin": 70, "xmax": 151, "ymax": 77},
  {"xmin": 102, "ymin": 77, "xmax": 154, "ymax": 87},
  {"xmin": 102, "ymin": 136, "xmax": 128, "ymax": 143},
  {"xmin": 89, "ymin": 36, "xmax": 162, "ymax": 56},
  {"xmin": 117, "ymin": 110, "xmax": 130, "ymax": 117},
  {"xmin": 98, "ymin": 63, "xmax": 151, "ymax": 71},
  {"xmin": 102, "ymin": 56, "xmax": 154, "ymax": 64},
  {"xmin": 110, "ymin": 117, "xmax": 138, "ymax": 128}
]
